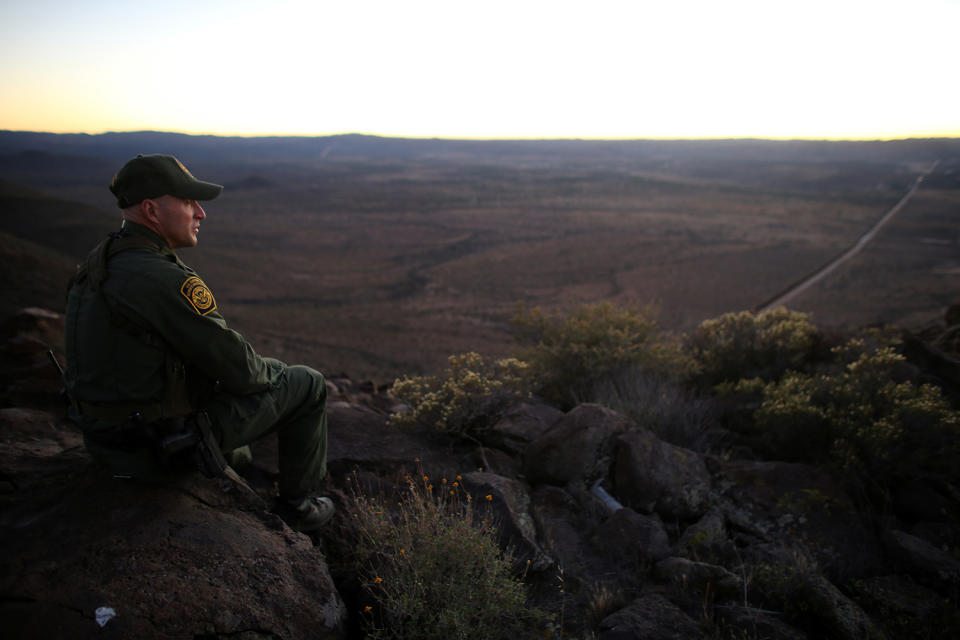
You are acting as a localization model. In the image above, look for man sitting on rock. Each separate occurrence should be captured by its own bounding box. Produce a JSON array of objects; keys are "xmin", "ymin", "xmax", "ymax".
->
[{"xmin": 62, "ymin": 153, "xmax": 334, "ymax": 533}]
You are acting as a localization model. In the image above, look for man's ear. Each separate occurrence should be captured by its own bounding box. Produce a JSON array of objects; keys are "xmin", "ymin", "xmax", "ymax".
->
[{"xmin": 140, "ymin": 198, "xmax": 159, "ymax": 223}]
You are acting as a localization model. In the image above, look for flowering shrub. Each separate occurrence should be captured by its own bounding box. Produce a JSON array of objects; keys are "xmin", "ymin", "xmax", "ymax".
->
[
  {"xmin": 389, "ymin": 352, "xmax": 529, "ymax": 436},
  {"xmin": 512, "ymin": 302, "xmax": 697, "ymax": 408},
  {"xmin": 687, "ymin": 307, "xmax": 819, "ymax": 385},
  {"xmin": 346, "ymin": 472, "xmax": 548, "ymax": 640},
  {"xmin": 754, "ymin": 339, "xmax": 960, "ymax": 492}
]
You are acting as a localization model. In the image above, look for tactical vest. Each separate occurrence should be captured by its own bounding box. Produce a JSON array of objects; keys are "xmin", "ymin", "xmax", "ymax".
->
[{"xmin": 67, "ymin": 231, "xmax": 196, "ymax": 422}]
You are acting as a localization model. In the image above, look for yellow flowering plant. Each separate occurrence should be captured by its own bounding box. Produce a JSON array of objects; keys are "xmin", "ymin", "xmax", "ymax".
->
[
  {"xmin": 512, "ymin": 301, "xmax": 696, "ymax": 408},
  {"xmin": 389, "ymin": 352, "xmax": 530, "ymax": 436}
]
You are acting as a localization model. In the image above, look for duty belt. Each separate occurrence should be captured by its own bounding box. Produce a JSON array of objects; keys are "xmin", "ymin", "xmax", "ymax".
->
[
  {"xmin": 77, "ymin": 399, "xmax": 166, "ymax": 423},
  {"xmin": 84, "ymin": 412, "xmax": 228, "ymax": 479}
]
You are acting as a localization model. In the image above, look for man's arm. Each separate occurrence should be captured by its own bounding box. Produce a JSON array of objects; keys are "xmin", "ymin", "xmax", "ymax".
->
[{"xmin": 115, "ymin": 263, "xmax": 279, "ymax": 395}]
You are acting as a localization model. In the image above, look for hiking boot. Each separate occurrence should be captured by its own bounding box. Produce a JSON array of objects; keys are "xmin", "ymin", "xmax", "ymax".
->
[{"xmin": 273, "ymin": 495, "xmax": 336, "ymax": 533}]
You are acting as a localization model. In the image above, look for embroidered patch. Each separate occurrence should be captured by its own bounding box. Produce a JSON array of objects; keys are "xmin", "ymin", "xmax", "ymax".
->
[{"xmin": 180, "ymin": 276, "xmax": 217, "ymax": 316}]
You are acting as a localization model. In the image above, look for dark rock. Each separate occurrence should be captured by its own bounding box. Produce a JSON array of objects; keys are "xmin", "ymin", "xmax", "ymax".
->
[
  {"xmin": 792, "ymin": 572, "xmax": 883, "ymax": 640},
  {"xmin": 715, "ymin": 460, "xmax": 883, "ymax": 577},
  {"xmin": 850, "ymin": 574, "xmax": 960, "ymax": 640},
  {"xmin": 714, "ymin": 606, "xmax": 807, "ymax": 640},
  {"xmin": 611, "ymin": 428, "xmax": 711, "ymax": 521},
  {"xmin": 462, "ymin": 471, "xmax": 552, "ymax": 570},
  {"xmin": 0, "ymin": 462, "xmax": 346, "ymax": 639},
  {"xmin": 529, "ymin": 485, "xmax": 594, "ymax": 583},
  {"xmin": 677, "ymin": 509, "xmax": 736, "ymax": 564},
  {"xmin": 892, "ymin": 479, "xmax": 955, "ymax": 523},
  {"xmin": 0, "ymin": 307, "xmax": 64, "ymax": 343},
  {"xmin": 487, "ymin": 401, "xmax": 563, "ymax": 454},
  {"xmin": 0, "ymin": 308, "xmax": 66, "ymax": 413},
  {"xmin": 589, "ymin": 507, "xmax": 672, "ymax": 567},
  {"xmin": 946, "ymin": 304, "xmax": 960, "ymax": 327},
  {"xmin": 598, "ymin": 593, "xmax": 707, "ymax": 640},
  {"xmin": 324, "ymin": 403, "xmax": 474, "ymax": 482},
  {"xmin": 0, "ymin": 408, "xmax": 84, "ymax": 492},
  {"xmin": 523, "ymin": 403, "xmax": 631, "ymax": 486},
  {"xmin": 654, "ymin": 557, "xmax": 743, "ymax": 600},
  {"xmin": 884, "ymin": 529, "xmax": 960, "ymax": 587}
]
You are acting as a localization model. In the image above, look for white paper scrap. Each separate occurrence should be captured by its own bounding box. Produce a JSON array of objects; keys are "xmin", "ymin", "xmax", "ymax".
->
[{"xmin": 95, "ymin": 606, "xmax": 117, "ymax": 627}]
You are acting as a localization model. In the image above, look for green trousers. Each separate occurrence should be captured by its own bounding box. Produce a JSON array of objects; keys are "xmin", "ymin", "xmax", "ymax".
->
[
  {"xmin": 204, "ymin": 364, "xmax": 328, "ymax": 498},
  {"xmin": 83, "ymin": 364, "xmax": 328, "ymax": 498}
]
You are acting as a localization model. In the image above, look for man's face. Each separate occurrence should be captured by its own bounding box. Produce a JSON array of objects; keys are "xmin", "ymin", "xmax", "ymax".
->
[{"xmin": 152, "ymin": 195, "xmax": 206, "ymax": 249}]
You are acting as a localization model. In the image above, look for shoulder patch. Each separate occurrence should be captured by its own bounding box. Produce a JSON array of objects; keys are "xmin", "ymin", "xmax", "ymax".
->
[{"xmin": 180, "ymin": 276, "xmax": 217, "ymax": 316}]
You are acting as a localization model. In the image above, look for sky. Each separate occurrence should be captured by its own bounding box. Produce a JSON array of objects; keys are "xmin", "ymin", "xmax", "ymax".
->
[{"xmin": 1, "ymin": 0, "xmax": 959, "ymax": 140}]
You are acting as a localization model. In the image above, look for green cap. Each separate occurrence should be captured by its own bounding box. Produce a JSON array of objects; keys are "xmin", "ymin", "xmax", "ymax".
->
[{"xmin": 109, "ymin": 154, "xmax": 223, "ymax": 208}]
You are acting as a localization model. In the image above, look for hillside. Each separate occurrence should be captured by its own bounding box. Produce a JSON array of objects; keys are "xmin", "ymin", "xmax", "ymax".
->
[{"xmin": 2, "ymin": 302, "xmax": 960, "ymax": 639}]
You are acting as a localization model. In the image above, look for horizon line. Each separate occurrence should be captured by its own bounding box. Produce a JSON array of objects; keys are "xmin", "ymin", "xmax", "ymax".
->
[{"xmin": 2, "ymin": 128, "xmax": 959, "ymax": 144}]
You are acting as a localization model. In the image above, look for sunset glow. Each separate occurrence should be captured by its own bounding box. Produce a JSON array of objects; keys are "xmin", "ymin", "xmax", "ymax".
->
[{"xmin": 1, "ymin": 0, "xmax": 958, "ymax": 140}]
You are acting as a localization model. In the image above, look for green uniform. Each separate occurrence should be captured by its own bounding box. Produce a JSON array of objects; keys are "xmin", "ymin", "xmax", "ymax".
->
[{"xmin": 64, "ymin": 221, "xmax": 327, "ymax": 497}]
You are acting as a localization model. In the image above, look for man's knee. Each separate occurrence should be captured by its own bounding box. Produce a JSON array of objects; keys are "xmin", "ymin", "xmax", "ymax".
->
[{"xmin": 285, "ymin": 365, "xmax": 327, "ymax": 409}]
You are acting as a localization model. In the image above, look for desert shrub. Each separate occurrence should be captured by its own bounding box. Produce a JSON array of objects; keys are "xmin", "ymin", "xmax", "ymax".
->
[
  {"xmin": 512, "ymin": 301, "xmax": 698, "ymax": 408},
  {"xmin": 754, "ymin": 338, "xmax": 960, "ymax": 493},
  {"xmin": 585, "ymin": 367, "xmax": 721, "ymax": 451},
  {"xmin": 687, "ymin": 307, "xmax": 819, "ymax": 386},
  {"xmin": 849, "ymin": 576, "xmax": 960, "ymax": 640},
  {"xmin": 746, "ymin": 548, "xmax": 876, "ymax": 638},
  {"xmin": 346, "ymin": 473, "xmax": 548, "ymax": 640},
  {"xmin": 390, "ymin": 352, "xmax": 529, "ymax": 436}
]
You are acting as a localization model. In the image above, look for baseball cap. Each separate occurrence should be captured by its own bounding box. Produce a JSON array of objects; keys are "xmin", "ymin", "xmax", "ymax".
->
[{"xmin": 109, "ymin": 154, "xmax": 223, "ymax": 208}]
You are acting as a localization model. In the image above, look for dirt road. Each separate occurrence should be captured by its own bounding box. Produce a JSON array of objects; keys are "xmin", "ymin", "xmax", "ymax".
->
[{"xmin": 755, "ymin": 162, "xmax": 940, "ymax": 312}]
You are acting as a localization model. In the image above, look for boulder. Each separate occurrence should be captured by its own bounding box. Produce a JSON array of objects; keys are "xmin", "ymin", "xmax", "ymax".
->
[
  {"xmin": 529, "ymin": 485, "xmax": 595, "ymax": 583},
  {"xmin": 0, "ymin": 395, "xmax": 347, "ymax": 639},
  {"xmin": 588, "ymin": 507, "xmax": 672, "ymax": 567},
  {"xmin": 487, "ymin": 402, "xmax": 563, "ymax": 454},
  {"xmin": 0, "ymin": 407, "xmax": 84, "ymax": 493},
  {"xmin": 462, "ymin": 471, "xmax": 552, "ymax": 570},
  {"xmin": 891, "ymin": 479, "xmax": 956, "ymax": 523},
  {"xmin": 851, "ymin": 574, "xmax": 960, "ymax": 639},
  {"xmin": 0, "ymin": 308, "xmax": 66, "ymax": 413},
  {"xmin": 0, "ymin": 461, "xmax": 346, "ymax": 639},
  {"xmin": 714, "ymin": 606, "xmax": 808, "ymax": 640},
  {"xmin": 598, "ymin": 593, "xmax": 706, "ymax": 640},
  {"xmin": 611, "ymin": 428, "xmax": 711, "ymax": 521},
  {"xmin": 654, "ymin": 557, "xmax": 743, "ymax": 600},
  {"xmin": 677, "ymin": 509, "xmax": 736, "ymax": 564},
  {"xmin": 323, "ymin": 403, "xmax": 476, "ymax": 482},
  {"xmin": 884, "ymin": 529, "xmax": 960, "ymax": 587},
  {"xmin": 524, "ymin": 404, "xmax": 631, "ymax": 486},
  {"xmin": 791, "ymin": 572, "xmax": 883, "ymax": 640},
  {"xmin": 715, "ymin": 460, "xmax": 883, "ymax": 577}
]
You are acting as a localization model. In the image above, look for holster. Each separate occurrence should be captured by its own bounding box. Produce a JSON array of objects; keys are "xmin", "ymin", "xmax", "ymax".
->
[
  {"xmin": 182, "ymin": 412, "xmax": 228, "ymax": 479},
  {"xmin": 86, "ymin": 412, "xmax": 227, "ymax": 479}
]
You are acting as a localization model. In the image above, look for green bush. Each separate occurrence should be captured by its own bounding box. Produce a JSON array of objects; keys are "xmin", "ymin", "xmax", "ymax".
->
[
  {"xmin": 512, "ymin": 301, "xmax": 697, "ymax": 408},
  {"xmin": 754, "ymin": 338, "xmax": 960, "ymax": 492},
  {"xmin": 346, "ymin": 473, "xmax": 548, "ymax": 640},
  {"xmin": 389, "ymin": 352, "xmax": 529, "ymax": 436},
  {"xmin": 687, "ymin": 307, "xmax": 819, "ymax": 386}
]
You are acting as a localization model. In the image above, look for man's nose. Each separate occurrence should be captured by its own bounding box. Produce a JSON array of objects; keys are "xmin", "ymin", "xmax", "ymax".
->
[{"xmin": 195, "ymin": 203, "xmax": 206, "ymax": 219}]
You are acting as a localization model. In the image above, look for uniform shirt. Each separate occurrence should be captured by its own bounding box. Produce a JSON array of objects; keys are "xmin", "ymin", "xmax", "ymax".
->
[{"xmin": 64, "ymin": 221, "xmax": 279, "ymax": 424}]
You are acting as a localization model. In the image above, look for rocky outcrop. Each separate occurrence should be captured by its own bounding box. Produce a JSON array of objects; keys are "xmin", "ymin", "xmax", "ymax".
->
[
  {"xmin": 611, "ymin": 428, "xmax": 712, "ymax": 521},
  {"xmin": 0, "ymin": 310, "xmax": 347, "ymax": 639},
  {"xmin": 523, "ymin": 403, "xmax": 631, "ymax": 486},
  {"xmin": 3, "ymin": 307, "xmax": 960, "ymax": 639},
  {"xmin": 884, "ymin": 529, "xmax": 960, "ymax": 587},
  {"xmin": 597, "ymin": 593, "xmax": 705, "ymax": 640},
  {"xmin": 1, "ymin": 462, "xmax": 346, "ymax": 639}
]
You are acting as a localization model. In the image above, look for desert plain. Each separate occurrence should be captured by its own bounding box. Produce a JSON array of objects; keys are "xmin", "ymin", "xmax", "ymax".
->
[{"xmin": 1, "ymin": 132, "xmax": 958, "ymax": 381}]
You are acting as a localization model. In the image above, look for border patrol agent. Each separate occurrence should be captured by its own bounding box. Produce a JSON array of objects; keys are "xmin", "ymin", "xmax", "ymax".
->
[{"xmin": 63, "ymin": 154, "xmax": 334, "ymax": 532}]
